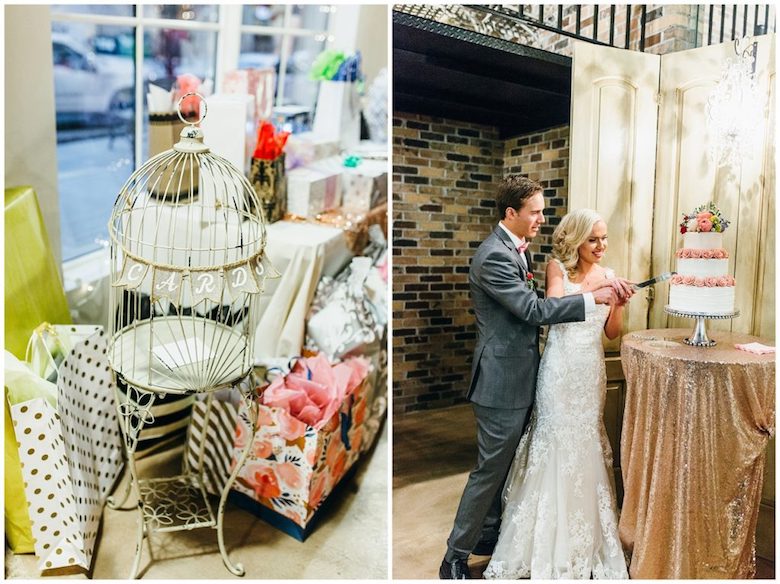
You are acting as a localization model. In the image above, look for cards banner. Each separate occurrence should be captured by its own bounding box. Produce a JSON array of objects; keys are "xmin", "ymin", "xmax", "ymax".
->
[{"xmin": 113, "ymin": 254, "xmax": 279, "ymax": 303}]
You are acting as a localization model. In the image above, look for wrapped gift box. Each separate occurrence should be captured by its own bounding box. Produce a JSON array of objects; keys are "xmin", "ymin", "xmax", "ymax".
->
[
  {"xmin": 312, "ymin": 157, "xmax": 387, "ymax": 213},
  {"xmin": 222, "ymin": 68, "xmax": 275, "ymax": 121},
  {"xmin": 285, "ymin": 132, "xmax": 340, "ymax": 169},
  {"xmin": 287, "ymin": 165, "xmax": 342, "ymax": 218},
  {"xmin": 342, "ymin": 160, "xmax": 388, "ymax": 212}
]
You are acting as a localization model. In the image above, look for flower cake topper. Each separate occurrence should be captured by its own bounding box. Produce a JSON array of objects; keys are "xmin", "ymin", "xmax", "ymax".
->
[{"xmin": 679, "ymin": 202, "xmax": 731, "ymax": 234}]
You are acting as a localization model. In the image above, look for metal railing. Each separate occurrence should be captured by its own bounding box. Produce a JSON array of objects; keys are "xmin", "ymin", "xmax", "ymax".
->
[
  {"xmin": 701, "ymin": 4, "xmax": 775, "ymax": 46},
  {"xmin": 460, "ymin": 4, "xmax": 776, "ymax": 52}
]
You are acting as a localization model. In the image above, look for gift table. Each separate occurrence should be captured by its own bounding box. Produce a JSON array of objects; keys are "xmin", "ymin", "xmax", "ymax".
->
[
  {"xmin": 619, "ymin": 329, "xmax": 775, "ymax": 578},
  {"xmin": 254, "ymin": 221, "xmax": 352, "ymax": 362}
]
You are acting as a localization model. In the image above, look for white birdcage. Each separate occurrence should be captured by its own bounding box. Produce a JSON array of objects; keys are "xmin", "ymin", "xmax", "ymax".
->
[
  {"xmin": 108, "ymin": 95, "xmax": 271, "ymax": 394},
  {"xmin": 106, "ymin": 94, "xmax": 271, "ymax": 577}
]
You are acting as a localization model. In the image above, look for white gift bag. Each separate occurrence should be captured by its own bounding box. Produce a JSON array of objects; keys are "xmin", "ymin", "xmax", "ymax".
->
[
  {"xmin": 306, "ymin": 257, "xmax": 385, "ymax": 360},
  {"xmin": 312, "ymin": 80, "xmax": 361, "ymax": 150},
  {"xmin": 9, "ymin": 326, "xmax": 123, "ymax": 572}
]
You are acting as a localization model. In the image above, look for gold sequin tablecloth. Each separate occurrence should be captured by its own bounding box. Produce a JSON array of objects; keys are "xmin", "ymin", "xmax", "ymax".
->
[{"xmin": 619, "ymin": 329, "xmax": 775, "ymax": 578}]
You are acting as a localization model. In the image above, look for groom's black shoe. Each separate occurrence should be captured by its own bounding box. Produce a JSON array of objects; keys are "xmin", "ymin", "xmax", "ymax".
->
[
  {"xmin": 471, "ymin": 539, "xmax": 497, "ymax": 556},
  {"xmin": 439, "ymin": 558, "xmax": 472, "ymax": 579}
]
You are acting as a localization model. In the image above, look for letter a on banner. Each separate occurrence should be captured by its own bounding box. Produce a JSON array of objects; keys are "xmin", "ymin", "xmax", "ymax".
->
[{"xmin": 152, "ymin": 269, "xmax": 183, "ymax": 304}]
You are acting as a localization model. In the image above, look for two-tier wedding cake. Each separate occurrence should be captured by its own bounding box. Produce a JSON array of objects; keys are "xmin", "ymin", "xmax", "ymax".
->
[{"xmin": 668, "ymin": 203, "xmax": 736, "ymax": 315}]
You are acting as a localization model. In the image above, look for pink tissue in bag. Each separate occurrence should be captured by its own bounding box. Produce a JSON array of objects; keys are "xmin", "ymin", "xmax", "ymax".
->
[{"xmin": 261, "ymin": 353, "xmax": 372, "ymax": 433}]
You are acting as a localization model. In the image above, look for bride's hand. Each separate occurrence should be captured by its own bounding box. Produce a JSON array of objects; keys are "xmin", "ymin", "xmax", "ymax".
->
[
  {"xmin": 609, "ymin": 277, "xmax": 635, "ymax": 301},
  {"xmin": 592, "ymin": 276, "xmax": 634, "ymax": 301}
]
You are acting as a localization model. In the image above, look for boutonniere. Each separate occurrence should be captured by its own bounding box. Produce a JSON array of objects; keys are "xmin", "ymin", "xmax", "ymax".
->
[{"xmin": 526, "ymin": 272, "xmax": 537, "ymax": 291}]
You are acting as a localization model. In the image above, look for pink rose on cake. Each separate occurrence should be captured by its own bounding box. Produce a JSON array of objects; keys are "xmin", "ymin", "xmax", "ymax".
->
[
  {"xmin": 692, "ymin": 277, "xmax": 706, "ymax": 287},
  {"xmin": 697, "ymin": 218, "xmax": 713, "ymax": 232},
  {"xmin": 705, "ymin": 277, "xmax": 722, "ymax": 287},
  {"xmin": 682, "ymin": 275, "xmax": 697, "ymax": 285}
]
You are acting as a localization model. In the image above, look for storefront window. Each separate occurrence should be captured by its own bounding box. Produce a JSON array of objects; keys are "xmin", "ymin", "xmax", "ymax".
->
[
  {"xmin": 52, "ymin": 4, "xmax": 332, "ymax": 262},
  {"xmin": 51, "ymin": 21, "xmax": 136, "ymax": 261}
]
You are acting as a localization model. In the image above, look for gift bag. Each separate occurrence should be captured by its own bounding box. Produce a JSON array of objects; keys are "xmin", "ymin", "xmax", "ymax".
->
[
  {"xmin": 249, "ymin": 154, "xmax": 287, "ymax": 223},
  {"xmin": 148, "ymin": 112, "xmax": 199, "ymax": 200},
  {"xmin": 184, "ymin": 354, "xmax": 372, "ymax": 540},
  {"xmin": 8, "ymin": 326, "xmax": 123, "ymax": 572},
  {"xmin": 306, "ymin": 257, "xmax": 387, "ymax": 361},
  {"xmin": 312, "ymin": 80, "xmax": 361, "ymax": 150}
]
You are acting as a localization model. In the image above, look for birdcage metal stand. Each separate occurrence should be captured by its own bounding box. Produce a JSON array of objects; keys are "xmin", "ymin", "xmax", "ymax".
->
[
  {"xmin": 108, "ymin": 381, "xmax": 258, "ymax": 578},
  {"xmin": 105, "ymin": 93, "xmax": 273, "ymax": 578}
]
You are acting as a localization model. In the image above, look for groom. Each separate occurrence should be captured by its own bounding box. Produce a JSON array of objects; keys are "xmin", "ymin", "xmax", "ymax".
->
[{"xmin": 440, "ymin": 175, "xmax": 624, "ymax": 579}]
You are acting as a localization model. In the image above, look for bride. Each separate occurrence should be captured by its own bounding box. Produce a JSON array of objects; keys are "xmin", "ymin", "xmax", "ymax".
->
[{"xmin": 483, "ymin": 209, "xmax": 630, "ymax": 579}]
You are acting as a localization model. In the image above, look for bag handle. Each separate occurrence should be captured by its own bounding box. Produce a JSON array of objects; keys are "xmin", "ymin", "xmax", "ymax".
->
[
  {"xmin": 25, "ymin": 323, "xmax": 61, "ymax": 374},
  {"xmin": 263, "ymin": 355, "xmax": 313, "ymax": 384}
]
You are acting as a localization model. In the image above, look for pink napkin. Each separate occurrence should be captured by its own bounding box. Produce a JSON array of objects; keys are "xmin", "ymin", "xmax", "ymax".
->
[
  {"xmin": 261, "ymin": 354, "xmax": 371, "ymax": 431},
  {"xmin": 734, "ymin": 342, "xmax": 776, "ymax": 355}
]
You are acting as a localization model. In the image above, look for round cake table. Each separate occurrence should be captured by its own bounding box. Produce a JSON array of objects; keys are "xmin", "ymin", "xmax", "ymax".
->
[{"xmin": 619, "ymin": 329, "xmax": 775, "ymax": 579}]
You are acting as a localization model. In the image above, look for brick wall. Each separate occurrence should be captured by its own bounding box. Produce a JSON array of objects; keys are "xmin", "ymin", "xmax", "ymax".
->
[
  {"xmin": 393, "ymin": 115, "xmax": 570, "ymax": 414},
  {"xmin": 392, "ymin": 114, "xmax": 503, "ymax": 413},
  {"xmin": 503, "ymin": 126, "xmax": 570, "ymax": 283}
]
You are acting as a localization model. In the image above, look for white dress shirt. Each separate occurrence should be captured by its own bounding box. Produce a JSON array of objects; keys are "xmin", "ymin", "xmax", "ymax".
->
[{"xmin": 498, "ymin": 221, "xmax": 596, "ymax": 315}]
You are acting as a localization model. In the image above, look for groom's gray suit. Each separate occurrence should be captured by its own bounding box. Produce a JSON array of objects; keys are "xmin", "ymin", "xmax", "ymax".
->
[{"xmin": 445, "ymin": 225, "xmax": 587, "ymax": 562}]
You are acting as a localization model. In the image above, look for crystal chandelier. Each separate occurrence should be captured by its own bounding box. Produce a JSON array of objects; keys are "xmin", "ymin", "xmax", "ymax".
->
[{"xmin": 705, "ymin": 39, "xmax": 766, "ymax": 168}]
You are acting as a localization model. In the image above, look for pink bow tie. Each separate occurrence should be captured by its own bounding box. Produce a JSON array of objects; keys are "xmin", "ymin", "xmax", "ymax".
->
[{"xmin": 516, "ymin": 240, "xmax": 529, "ymax": 254}]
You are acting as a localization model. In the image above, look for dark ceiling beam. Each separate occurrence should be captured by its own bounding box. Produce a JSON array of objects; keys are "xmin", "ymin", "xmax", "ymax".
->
[
  {"xmin": 392, "ymin": 10, "xmax": 574, "ymax": 137},
  {"xmin": 394, "ymin": 91, "xmax": 568, "ymax": 139},
  {"xmin": 394, "ymin": 49, "xmax": 570, "ymax": 101}
]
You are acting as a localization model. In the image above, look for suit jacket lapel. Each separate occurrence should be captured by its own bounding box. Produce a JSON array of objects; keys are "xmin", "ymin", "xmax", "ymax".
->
[{"xmin": 493, "ymin": 226, "xmax": 528, "ymax": 274}]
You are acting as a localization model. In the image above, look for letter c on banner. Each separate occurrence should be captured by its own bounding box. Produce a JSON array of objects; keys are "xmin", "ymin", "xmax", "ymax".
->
[{"xmin": 128, "ymin": 263, "xmax": 144, "ymax": 283}]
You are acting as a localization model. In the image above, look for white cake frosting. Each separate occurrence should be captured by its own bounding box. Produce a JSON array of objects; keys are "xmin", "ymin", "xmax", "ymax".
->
[{"xmin": 668, "ymin": 231, "xmax": 735, "ymax": 315}]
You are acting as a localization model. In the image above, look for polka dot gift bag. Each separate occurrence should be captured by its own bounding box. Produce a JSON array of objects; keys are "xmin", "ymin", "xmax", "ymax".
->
[{"xmin": 7, "ymin": 324, "xmax": 123, "ymax": 572}]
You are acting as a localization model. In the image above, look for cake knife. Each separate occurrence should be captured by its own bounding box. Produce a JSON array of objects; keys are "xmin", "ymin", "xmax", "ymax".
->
[{"xmin": 632, "ymin": 272, "xmax": 676, "ymax": 290}]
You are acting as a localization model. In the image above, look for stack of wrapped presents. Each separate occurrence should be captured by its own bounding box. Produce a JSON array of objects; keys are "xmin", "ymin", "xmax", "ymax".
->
[{"xmin": 186, "ymin": 73, "xmax": 389, "ymax": 536}]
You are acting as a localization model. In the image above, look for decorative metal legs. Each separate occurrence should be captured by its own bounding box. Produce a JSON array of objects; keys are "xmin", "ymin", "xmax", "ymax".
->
[
  {"xmin": 113, "ymin": 380, "xmax": 257, "ymax": 578},
  {"xmin": 216, "ymin": 384, "xmax": 258, "ymax": 576}
]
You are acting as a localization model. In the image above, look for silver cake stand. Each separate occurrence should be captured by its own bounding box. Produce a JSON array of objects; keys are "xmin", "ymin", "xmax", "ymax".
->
[{"xmin": 664, "ymin": 306, "xmax": 740, "ymax": 347}]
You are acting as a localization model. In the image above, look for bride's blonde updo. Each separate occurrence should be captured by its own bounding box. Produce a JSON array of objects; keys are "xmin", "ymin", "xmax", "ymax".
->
[{"xmin": 552, "ymin": 208, "xmax": 604, "ymax": 278}]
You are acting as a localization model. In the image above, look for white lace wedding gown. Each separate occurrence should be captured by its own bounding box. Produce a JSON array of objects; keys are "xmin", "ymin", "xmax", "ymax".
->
[{"xmin": 484, "ymin": 263, "xmax": 628, "ymax": 579}]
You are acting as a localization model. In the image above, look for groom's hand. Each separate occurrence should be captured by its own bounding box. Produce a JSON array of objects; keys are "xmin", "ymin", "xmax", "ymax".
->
[{"xmin": 592, "ymin": 287, "xmax": 618, "ymax": 305}]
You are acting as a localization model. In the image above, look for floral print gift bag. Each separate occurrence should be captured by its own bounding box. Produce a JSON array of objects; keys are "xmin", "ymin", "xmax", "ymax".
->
[{"xmin": 185, "ymin": 353, "xmax": 372, "ymax": 540}]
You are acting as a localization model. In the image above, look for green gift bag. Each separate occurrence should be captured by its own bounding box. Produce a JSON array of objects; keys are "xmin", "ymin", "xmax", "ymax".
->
[{"xmin": 4, "ymin": 186, "xmax": 72, "ymax": 553}]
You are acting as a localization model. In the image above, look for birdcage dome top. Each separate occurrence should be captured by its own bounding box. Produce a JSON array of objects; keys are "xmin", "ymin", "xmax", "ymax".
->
[{"xmin": 109, "ymin": 96, "xmax": 266, "ymax": 275}]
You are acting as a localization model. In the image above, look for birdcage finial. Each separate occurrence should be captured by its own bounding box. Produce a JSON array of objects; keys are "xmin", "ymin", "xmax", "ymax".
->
[{"xmin": 174, "ymin": 92, "xmax": 209, "ymax": 153}]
